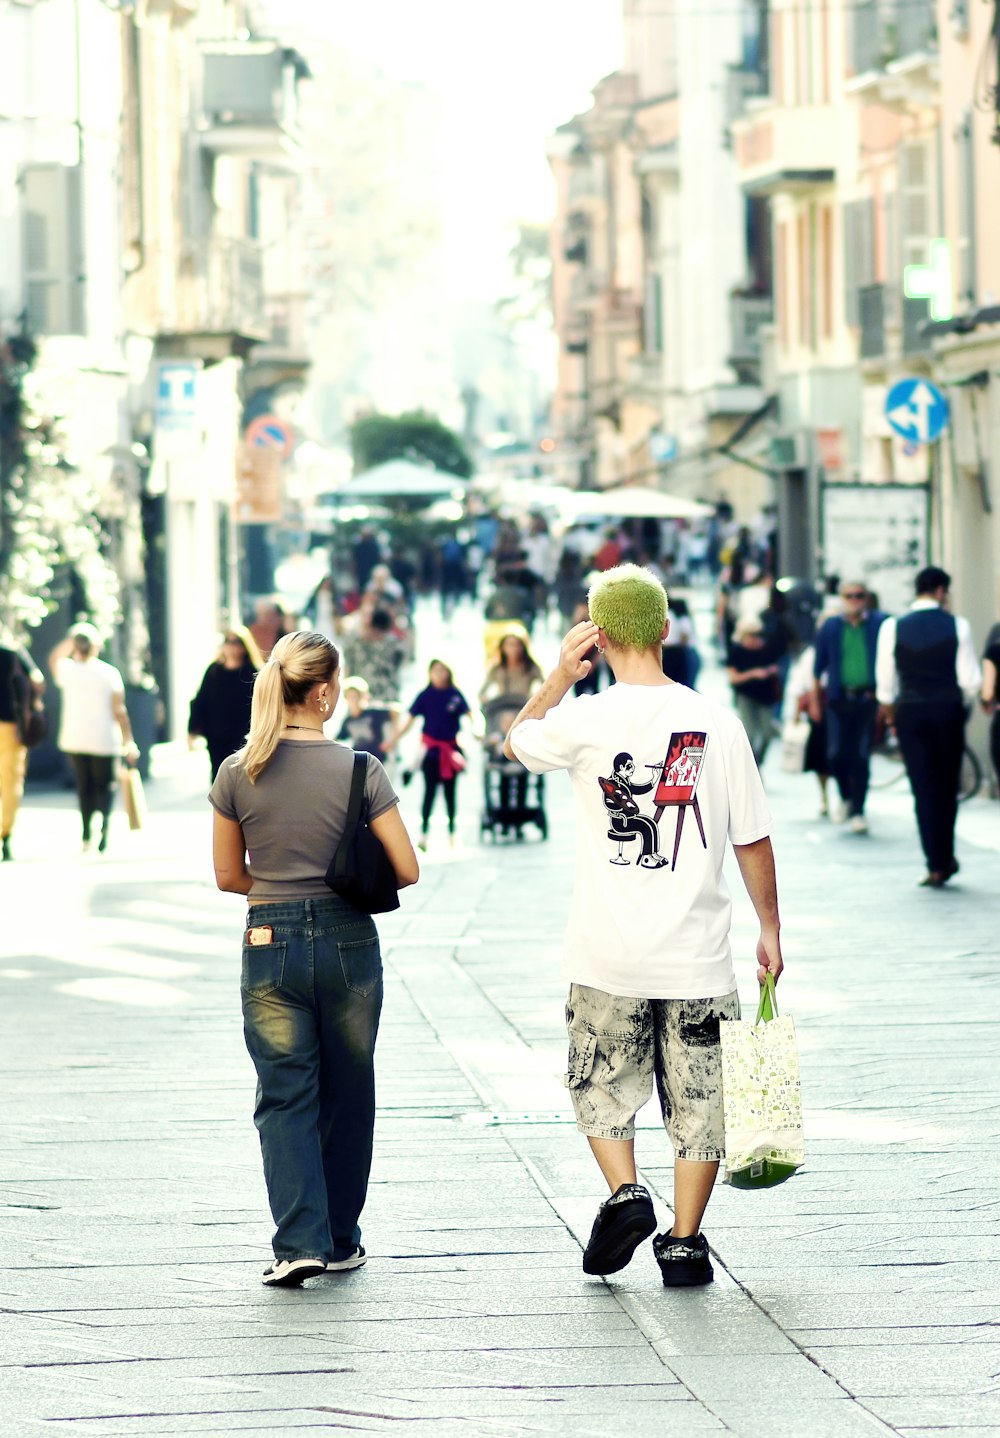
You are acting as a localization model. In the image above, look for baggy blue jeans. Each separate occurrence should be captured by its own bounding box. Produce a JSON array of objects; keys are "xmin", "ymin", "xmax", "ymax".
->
[{"xmin": 240, "ymin": 896, "xmax": 383, "ymax": 1263}]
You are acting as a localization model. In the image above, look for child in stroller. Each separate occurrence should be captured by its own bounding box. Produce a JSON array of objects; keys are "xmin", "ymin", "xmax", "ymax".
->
[{"xmin": 480, "ymin": 696, "xmax": 547, "ymax": 841}]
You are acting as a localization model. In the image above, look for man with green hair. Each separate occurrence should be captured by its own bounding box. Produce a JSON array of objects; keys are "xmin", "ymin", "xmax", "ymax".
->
[{"xmin": 505, "ymin": 564, "xmax": 783, "ymax": 1288}]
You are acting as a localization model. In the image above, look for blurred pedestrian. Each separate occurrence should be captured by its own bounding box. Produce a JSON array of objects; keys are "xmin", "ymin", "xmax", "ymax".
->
[
  {"xmin": 876, "ymin": 567, "xmax": 981, "ymax": 887},
  {"xmin": 811, "ymin": 580, "xmax": 884, "ymax": 831},
  {"xmin": 390, "ymin": 660, "xmax": 471, "ymax": 850},
  {"xmin": 660, "ymin": 596, "xmax": 698, "ymax": 686},
  {"xmin": 554, "ymin": 548, "xmax": 587, "ymax": 630},
  {"xmin": 440, "ymin": 534, "xmax": 467, "ymax": 618},
  {"xmin": 249, "ymin": 599, "xmax": 293, "ymax": 661},
  {"xmin": 505, "ymin": 565, "xmax": 781, "ymax": 1287},
  {"xmin": 727, "ymin": 615, "xmax": 781, "ymax": 766},
  {"xmin": 49, "ymin": 624, "xmax": 139, "ymax": 853},
  {"xmin": 479, "ymin": 631, "xmax": 544, "ymax": 704},
  {"xmin": 209, "ymin": 630, "xmax": 419, "ymax": 1286},
  {"xmin": 0, "ymin": 636, "xmax": 45, "ymax": 861},
  {"xmin": 784, "ymin": 642, "xmax": 831, "ymax": 817},
  {"xmin": 188, "ymin": 626, "xmax": 263, "ymax": 780},
  {"xmin": 981, "ymin": 621, "xmax": 1000, "ymax": 796},
  {"xmin": 352, "ymin": 528, "xmax": 382, "ymax": 594},
  {"xmin": 337, "ymin": 676, "xmax": 397, "ymax": 766},
  {"xmin": 340, "ymin": 607, "xmax": 406, "ymax": 704}
]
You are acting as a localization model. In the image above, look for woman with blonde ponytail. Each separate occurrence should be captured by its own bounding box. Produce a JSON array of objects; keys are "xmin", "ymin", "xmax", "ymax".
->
[{"xmin": 209, "ymin": 630, "xmax": 420, "ymax": 1287}]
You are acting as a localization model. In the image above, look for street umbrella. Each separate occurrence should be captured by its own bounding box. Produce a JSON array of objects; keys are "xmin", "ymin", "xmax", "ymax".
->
[
  {"xmin": 563, "ymin": 487, "xmax": 714, "ymax": 521},
  {"xmin": 335, "ymin": 460, "xmax": 466, "ymax": 501}
]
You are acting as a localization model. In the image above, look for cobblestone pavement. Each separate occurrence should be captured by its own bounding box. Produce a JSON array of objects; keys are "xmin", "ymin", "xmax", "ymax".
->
[{"xmin": 3, "ymin": 599, "xmax": 999, "ymax": 1437}]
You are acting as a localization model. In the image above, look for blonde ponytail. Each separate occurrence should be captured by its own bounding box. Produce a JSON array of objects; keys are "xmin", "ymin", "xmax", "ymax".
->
[{"xmin": 238, "ymin": 630, "xmax": 339, "ymax": 782}]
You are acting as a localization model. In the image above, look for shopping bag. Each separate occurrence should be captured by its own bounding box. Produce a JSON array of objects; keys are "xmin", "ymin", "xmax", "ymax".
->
[
  {"xmin": 780, "ymin": 719, "xmax": 810, "ymax": 774},
  {"xmin": 120, "ymin": 765, "xmax": 147, "ymax": 831},
  {"xmin": 721, "ymin": 975, "xmax": 804, "ymax": 1189}
]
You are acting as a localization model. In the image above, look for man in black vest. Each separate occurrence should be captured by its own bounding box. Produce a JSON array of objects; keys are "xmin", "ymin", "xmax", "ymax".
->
[{"xmin": 875, "ymin": 567, "xmax": 981, "ymax": 887}]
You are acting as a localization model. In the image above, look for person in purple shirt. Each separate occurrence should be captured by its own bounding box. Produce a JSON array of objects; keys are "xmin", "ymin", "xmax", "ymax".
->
[{"xmin": 389, "ymin": 660, "xmax": 470, "ymax": 850}]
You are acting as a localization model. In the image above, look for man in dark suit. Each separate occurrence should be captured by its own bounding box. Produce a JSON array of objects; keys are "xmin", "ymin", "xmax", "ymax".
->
[{"xmin": 875, "ymin": 566, "xmax": 982, "ymax": 887}]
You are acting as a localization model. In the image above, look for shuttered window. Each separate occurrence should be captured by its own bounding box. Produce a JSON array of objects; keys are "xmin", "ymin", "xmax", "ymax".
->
[
  {"xmin": 898, "ymin": 137, "xmax": 932, "ymax": 272},
  {"xmin": 842, "ymin": 196, "xmax": 875, "ymax": 326},
  {"xmin": 20, "ymin": 164, "xmax": 85, "ymax": 336}
]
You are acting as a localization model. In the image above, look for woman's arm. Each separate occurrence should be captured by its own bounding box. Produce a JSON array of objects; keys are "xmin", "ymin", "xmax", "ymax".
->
[
  {"xmin": 981, "ymin": 657, "xmax": 997, "ymax": 710},
  {"xmin": 213, "ymin": 811, "xmax": 253, "ymax": 894},
  {"xmin": 369, "ymin": 805, "xmax": 420, "ymax": 888}
]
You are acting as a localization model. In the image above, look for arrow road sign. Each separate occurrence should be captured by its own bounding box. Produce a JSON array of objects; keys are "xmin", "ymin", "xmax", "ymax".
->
[{"xmin": 885, "ymin": 378, "xmax": 949, "ymax": 446}]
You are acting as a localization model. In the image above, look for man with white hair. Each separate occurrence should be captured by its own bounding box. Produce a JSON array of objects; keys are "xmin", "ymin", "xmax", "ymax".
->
[{"xmin": 505, "ymin": 565, "xmax": 783, "ymax": 1288}]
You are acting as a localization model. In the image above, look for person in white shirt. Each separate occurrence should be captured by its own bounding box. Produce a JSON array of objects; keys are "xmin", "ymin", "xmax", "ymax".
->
[
  {"xmin": 874, "ymin": 566, "xmax": 982, "ymax": 888},
  {"xmin": 49, "ymin": 625, "xmax": 139, "ymax": 852},
  {"xmin": 506, "ymin": 565, "xmax": 783, "ymax": 1288}
]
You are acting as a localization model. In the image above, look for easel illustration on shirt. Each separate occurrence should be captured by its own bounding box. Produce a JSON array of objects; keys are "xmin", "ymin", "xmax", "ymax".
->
[{"xmin": 646, "ymin": 730, "xmax": 709, "ymax": 870}]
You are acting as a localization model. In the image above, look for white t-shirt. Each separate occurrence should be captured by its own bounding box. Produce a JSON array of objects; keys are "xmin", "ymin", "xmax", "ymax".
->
[
  {"xmin": 55, "ymin": 656, "xmax": 124, "ymax": 756},
  {"xmin": 510, "ymin": 682, "xmax": 771, "ymax": 1000}
]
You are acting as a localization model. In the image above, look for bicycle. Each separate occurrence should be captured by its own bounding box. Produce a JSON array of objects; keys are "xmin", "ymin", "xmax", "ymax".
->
[{"xmin": 869, "ymin": 731, "xmax": 982, "ymax": 803}]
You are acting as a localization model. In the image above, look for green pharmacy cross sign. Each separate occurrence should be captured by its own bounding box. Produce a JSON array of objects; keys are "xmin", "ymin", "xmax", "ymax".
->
[{"xmin": 903, "ymin": 239, "xmax": 953, "ymax": 322}]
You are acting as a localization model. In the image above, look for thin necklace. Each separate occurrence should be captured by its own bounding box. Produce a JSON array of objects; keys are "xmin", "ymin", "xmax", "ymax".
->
[{"xmin": 284, "ymin": 724, "xmax": 322, "ymax": 732}]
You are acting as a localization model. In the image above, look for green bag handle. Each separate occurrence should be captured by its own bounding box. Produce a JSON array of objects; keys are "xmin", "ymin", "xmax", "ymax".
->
[{"xmin": 754, "ymin": 972, "xmax": 779, "ymax": 1025}]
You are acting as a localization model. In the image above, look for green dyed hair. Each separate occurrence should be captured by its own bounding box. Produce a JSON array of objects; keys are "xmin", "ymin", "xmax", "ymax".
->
[{"xmin": 588, "ymin": 564, "xmax": 668, "ymax": 652}]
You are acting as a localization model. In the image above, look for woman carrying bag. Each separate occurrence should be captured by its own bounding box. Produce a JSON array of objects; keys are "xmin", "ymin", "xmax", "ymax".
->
[{"xmin": 210, "ymin": 631, "xmax": 420, "ymax": 1287}]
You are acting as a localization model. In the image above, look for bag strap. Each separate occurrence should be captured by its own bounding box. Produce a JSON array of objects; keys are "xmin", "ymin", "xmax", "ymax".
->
[
  {"xmin": 330, "ymin": 752, "xmax": 368, "ymax": 881},
  {"xmin": 754, "ymin": 973, "xmax": 779, "ymax": 1025}
]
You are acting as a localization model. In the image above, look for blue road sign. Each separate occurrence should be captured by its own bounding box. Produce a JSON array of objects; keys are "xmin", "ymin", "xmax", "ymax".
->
[
  {"xmin": 885, "ymin": 378, "xmax": 949, "ymax": 446},
  {"xmin": 155, "ymin": 362, "xmax": 198, "ymax": 431}
]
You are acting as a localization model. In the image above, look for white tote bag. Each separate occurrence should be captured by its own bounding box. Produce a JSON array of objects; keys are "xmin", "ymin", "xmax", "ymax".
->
[
  {"xmin": 721, "ymin": 975, "xmax": 804, "ymax": 1189},
  {"xmin": 780, "ymin": 719, "xmax": 810, "ymax": 774}
]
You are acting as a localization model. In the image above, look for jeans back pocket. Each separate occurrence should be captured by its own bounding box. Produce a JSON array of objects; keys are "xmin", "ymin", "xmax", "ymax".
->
[
  {"xmin": 241, "ymin": 942, "xmax": 287, "ymax": 998},
  {"xmin": 338, "ymin": 934, "xmax": 382, "ymax": 996}
]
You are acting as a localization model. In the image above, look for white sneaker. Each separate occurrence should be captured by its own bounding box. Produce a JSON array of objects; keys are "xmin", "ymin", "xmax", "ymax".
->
[
  {"xmin": 849, "ymin": 814, "xmax": 869, "ymax": 834},
  {"xmin": 326, "ymin": 1246, "xmax": 366, "ymax": 1272},
  {"xmin": 261, "ymin": 1257, "xmax": 326, "ymax": 1287}
]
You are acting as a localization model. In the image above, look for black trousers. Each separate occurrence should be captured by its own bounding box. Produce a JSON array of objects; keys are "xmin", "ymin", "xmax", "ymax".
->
[
  {"xmin": 894, "ymin": 700, "xmax": 964, "ymax": 873},
  {"xmin": 67, "ymin": 753, "xmax": 116, "ymax": 839},
  {"xmin": 826, "ymin": 696, "xmax": 877, "ymax": 815},
  {"xmin": 420, "ymin": 750, "xmax": 457, "ymax": 833}
]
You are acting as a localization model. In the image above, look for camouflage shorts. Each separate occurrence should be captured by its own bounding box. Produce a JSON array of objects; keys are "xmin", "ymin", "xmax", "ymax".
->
[{"xmin": 564, "ymin": 984, "xmax": 741, "ymax": 1159}]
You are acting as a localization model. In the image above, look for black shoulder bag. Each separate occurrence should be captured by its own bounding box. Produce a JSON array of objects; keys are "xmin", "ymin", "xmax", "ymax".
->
[{"xmin": 324, "ymin": 751, "xmax": 400, "ymax": 914}]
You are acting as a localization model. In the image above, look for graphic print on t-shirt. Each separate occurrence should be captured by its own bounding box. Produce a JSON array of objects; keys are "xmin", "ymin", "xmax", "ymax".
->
[
  {"xmin": 598, "ymin": 752, "xmax": 669, "ymax": 869},
  {"xmin": 597, "ymin": 732, "xmax": 709, "ymax": 873}
]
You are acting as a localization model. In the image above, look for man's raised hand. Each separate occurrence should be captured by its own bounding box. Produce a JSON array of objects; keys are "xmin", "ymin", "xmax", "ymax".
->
[{"xmin": 558, "ymin": 621, "xmax": 600, "ymax": 684}]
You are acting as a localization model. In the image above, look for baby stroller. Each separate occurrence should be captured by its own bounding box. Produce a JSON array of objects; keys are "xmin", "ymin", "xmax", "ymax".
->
[{"xmin": 480, "ymin": 697, "xmax": 547, "ymax": 842}]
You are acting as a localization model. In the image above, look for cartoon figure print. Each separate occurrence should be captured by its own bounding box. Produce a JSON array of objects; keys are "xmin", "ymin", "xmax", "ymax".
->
[{"xmin": 598, "ymin": 752, "xmax": 669, "ymax": 869}]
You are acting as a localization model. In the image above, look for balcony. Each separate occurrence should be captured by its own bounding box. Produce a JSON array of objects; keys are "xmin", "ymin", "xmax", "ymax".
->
[
  {"xmin": 199, "ymin": 41, "xmax": 308, "ymax": 168},
  {"xmin": 847, "ymin": 0, "xmax": 938, "ymax": 107},
  {"xmin": 563, "ymin": 211, "xmax": 588, "ymax": 264},
  {"xmin": 161, "ymin": 237, "xmax": 268, "ymax": 349},
  {"xmin": 731, "ymin": 104, "xmax": 836, "ymax": 196}
]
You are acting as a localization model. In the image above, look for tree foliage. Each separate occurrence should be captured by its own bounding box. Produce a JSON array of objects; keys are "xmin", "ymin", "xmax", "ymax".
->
[
  {"xmin": 349, "ymin": 411, "xmax": 473, "ymax": 479},
  {"xmin": 0, "ymin": 333, "xmax": 120, "ymax": 636}
]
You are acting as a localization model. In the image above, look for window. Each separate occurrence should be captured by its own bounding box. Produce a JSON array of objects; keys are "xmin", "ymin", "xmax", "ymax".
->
[
  {"xmin": 20, "ymin": 164, "xmax": 85, "ymax": 336},
  {"xmin": 842, "ymin": 196, "xmax": 875, "ymax": 326}
]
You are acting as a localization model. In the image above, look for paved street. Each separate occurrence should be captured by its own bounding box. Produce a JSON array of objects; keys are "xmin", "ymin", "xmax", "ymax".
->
[{"xmin": 3, "ymin": 603, "xmax": 1000, "ymax": 1438}]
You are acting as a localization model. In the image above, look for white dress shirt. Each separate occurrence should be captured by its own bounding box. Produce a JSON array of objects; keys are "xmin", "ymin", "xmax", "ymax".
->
[{"xmin": 875, "ymin": 599, "xmax": 982, "ymax": 705}]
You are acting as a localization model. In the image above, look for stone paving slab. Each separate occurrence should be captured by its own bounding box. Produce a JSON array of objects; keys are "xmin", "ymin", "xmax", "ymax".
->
[{"xmin": 5, "ymin": 604, "xmax": 1000, "ymax": 1435}]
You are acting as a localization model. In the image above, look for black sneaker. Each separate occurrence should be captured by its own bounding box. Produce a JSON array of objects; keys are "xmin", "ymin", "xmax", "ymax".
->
[
  {"xmin": 582, "ymin": 1183, "xmax": 657, "ymax": 1275},
  {"xmin": 261, "ymin": 1257, "xmax": 327, "ymax": 1287},
  {"xmin": 326, "ymin": 1246, "xmax": 366, "ymax": 1272},
  {"xmin": 653, "ymin": 1230, "xmax": 714, "ymax": 1287}
]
